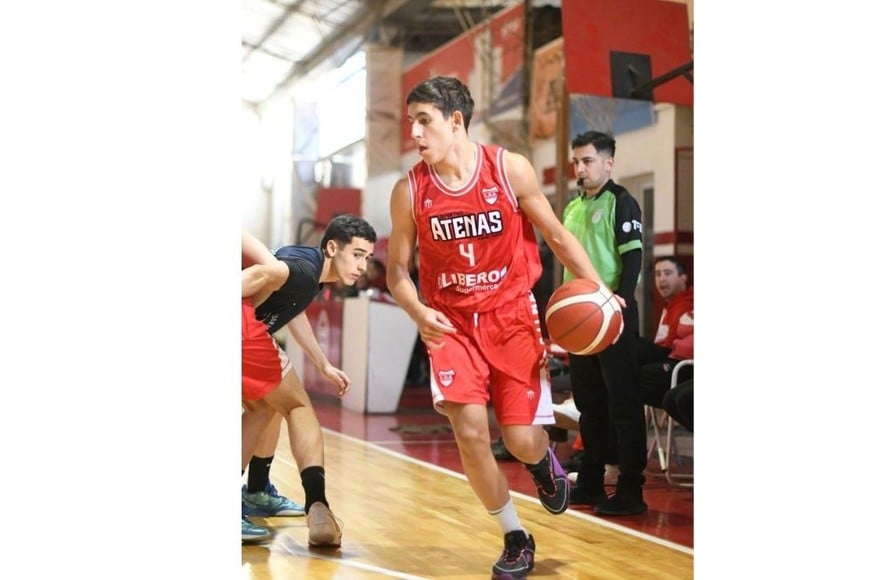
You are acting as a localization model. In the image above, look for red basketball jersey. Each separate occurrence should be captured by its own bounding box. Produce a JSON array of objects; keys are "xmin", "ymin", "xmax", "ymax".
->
[{"xmin": 408, "ymin": 143, "xmax": 542, "ymax": 313}]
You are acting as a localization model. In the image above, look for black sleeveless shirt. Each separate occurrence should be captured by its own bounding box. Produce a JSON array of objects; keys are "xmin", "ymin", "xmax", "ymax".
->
[{"xmin": 254, "ymin": 246, "xmax": 324, "ymax": 334}]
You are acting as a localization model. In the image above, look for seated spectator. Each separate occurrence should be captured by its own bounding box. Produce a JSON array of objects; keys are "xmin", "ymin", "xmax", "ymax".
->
[
  {"xmin": 357, "ymin": 259, "xmax": 389, "ymax": 296},
  {"xmin": 560, "ymin": 257, "xmax": 694, "ymax": 479},
  {"xmin": 639, "ymin": 256, "xmax": 694, "ymax": 407}
]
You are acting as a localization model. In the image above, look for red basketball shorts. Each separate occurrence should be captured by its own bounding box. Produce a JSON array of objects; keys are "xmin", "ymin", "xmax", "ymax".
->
[
  {"xmin": 242, "ymin": 297, "xmax": 284, "ymax": 401},
  {"xmin": 428, "ymin": 292, "xmax": 554, "ymax": 426}
]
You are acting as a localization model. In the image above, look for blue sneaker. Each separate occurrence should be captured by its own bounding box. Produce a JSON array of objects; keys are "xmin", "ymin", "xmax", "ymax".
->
[
  {"xmin": 242, "ymin": 483, "xmax": 305, "ymax": 517},
  {"xmin": 242, "ymin": 516, "xmax": 270, "ymax": 543}
]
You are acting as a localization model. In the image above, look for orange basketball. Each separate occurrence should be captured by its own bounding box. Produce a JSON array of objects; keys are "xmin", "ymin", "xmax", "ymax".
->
[{"xmin": 545, "ymin": 279, "xmax": 624, "ymax": 355}]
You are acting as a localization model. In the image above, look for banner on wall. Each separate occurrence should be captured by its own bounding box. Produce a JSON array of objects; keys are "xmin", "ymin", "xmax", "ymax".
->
[
  {"xmin": 366, "ymin": 43, "xmax": 403, "ymax": 176},
  {"xmin": 400, "ymin": 3, "xmax": 525, "ymax": 154},
  {"xmin": 531, "ymin": 40, "xmax": 654, "ymax": 140},
  {"xmin": 315, "ymin": 187, "xmax": 361, "ymax": 226},
  {"xmin": 530, "ymin": 38, "xmax": 563, "ymax": 140}
]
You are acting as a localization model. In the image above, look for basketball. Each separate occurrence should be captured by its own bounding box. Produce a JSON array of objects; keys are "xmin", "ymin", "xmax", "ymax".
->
[{"xmin": 545, "ymin": 279, "xmax": 624, "ymax": 355}]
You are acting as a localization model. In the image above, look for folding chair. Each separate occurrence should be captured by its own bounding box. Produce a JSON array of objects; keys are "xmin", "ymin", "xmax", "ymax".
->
[
  {"xmin": 664, "ymin": 359, "xmax": 694, "ymax": 486},
  {"xmin": 645, "ymin": 403, "xmax": 670, "ymax": 472}
]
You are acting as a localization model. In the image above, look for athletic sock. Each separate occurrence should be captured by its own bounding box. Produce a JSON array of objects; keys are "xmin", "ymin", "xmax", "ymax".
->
[
  {"xmin": 524, "ymin": 450, "xmax": 555, "ymax": 494},
  {"xmin": 488, "ymin": 499, "xmax": 526, "ymax": 536},
  {"xmin": 300, "ymin": 466, "xmax": 328, "ymax": 513},
  {"xmin": 246, "ymin": 455, "xmax": 273, "ymax": 493}
]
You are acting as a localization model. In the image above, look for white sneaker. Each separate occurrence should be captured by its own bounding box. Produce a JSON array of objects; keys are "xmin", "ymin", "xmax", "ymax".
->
[
  {"xmin": 569, "ymin": 467, "xmax": 619, "ymax": 486},
  {"xmin": 552, "ymin": 399, "xmax": 580, "ymax": 427},
  {"xmin": 604, "ymin": 464, "xmax": 620, "ymax": 486}
]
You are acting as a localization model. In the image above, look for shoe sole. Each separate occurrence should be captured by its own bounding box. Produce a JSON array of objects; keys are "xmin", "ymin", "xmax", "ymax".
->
[
  {"xmin": 242, "ymin": 495, "xmax": 306, "ymax": 517},
  {"xmin": 308, "ymin": 539, "xmax": 342, "ymax": 548},
  {"xmin": 492, "ymin": 558, "xmax": 535, "ymax": 578},
  {"xmin": 243, "ymin": 508, "xmax": 305, "ymax": 517},
  {"xmin": 492, "ymin": 562, "xmax": 534, "ymax": 578},
  {"xmin": 539, "ymin": 476, "xmax": 570, "ymax": 514},
  {"xmin": 242, "ymin": 532, "xmax": 271, "ymax": 543}
]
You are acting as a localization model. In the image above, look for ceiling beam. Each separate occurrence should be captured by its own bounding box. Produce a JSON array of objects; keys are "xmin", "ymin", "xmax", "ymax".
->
[
  {"xmin": 266, "ymin": 0, "xmax": 422, "ymax": 100},
  {"xmin": 242, "ymin": 41, "xmax": 300, "ymax": 63},
  {"xmin": 242, "ymin": 0, "xmax": 307, "ymax": 63}
]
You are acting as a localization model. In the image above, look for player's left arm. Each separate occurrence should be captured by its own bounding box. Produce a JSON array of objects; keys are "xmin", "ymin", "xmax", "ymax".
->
[
  {"xmin": 242, "ymin": 229, "xmax": 290, "ymax": 307},
  {"xmin": 242, "ymin": 263, "xmax": 287, "ymax": 299},
  {"xmin": 506, "ymin": 151, "xmax": 602, "ymax": 283},
  {"xmin": 242, "ymin": 229, "xmax": 277, "ymax": 268},
  {"xmin": 614, "ymin": 191, "xmax": 643, "ymax": 300}
]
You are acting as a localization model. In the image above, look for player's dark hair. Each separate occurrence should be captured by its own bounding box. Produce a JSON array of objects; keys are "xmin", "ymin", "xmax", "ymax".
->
[
  {"xmin": 406, "ymin": 76, "xmax": 475, "ymax": 131},
  {"xmin": 320, "ymin": 214, "xmax": 377, "ymax": 250},
  {"xmin": 654, "ymin": 255, "xmax": 687, "ymax": 276},
  {"xmin": 571, "ymin": 131, "xmax": 616, "ymax": 158}
]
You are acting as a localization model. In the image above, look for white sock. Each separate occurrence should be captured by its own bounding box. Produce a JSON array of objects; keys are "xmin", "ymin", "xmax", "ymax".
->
[{"xmin": 488, "ymin": 499, "xmax": 526, "ymax": 536}]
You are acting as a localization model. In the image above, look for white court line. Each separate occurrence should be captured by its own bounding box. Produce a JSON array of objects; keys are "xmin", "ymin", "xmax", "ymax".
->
[
  {"xmin": 365, "ymin": 439, "xmax": 455, "ymax": 445},
  {"xmin": 324, "ymin": 427, "xmax": 694, "ymax": 557},
  {"xmin": 270, "ymin": 535, "xmax": 427, "ymax": 580}
]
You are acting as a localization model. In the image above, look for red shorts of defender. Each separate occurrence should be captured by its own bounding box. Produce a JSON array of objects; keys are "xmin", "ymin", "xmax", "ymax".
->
[
  {"xmin": 242, "ymin": 297, "xmax": 283, "ymax": 401},
  {"xmin": 428, "ymin": 292, "xmax": 554, "ymax": 426}
]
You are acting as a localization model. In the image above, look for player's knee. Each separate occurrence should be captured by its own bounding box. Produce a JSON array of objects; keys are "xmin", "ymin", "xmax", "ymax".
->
[
  {"xmin": 243, "ymin": 400, "xmax": 274, "ymax": 424},
  {"xmin": 501, "ymin": 430, "xmax": 542, "ymax": 462},
  {"xmin": 453, "ymin": 425, "xmax": 490, "ymax": 450},
  {"xmin": 275, "ymin": 397, "xmax": 309, "ymax": 416}
]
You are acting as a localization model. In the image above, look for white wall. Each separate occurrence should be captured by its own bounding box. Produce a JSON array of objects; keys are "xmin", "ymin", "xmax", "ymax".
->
[
  {"xmin": 617, "ymin": 104, "xmax": 677, "ymax": 234},
  {"xmin": 245, "ymin": 59, "xmax": 692, "ymax": 256},
  {"xmin": 532, "ymin": 103, "xmax": 690, "ymax": 234},
  {"xmin": 240, "ymin": 92, "xmax": 298, "ymax": 248},
  {"xmin": 259, "ymin": 90, "xmax": 296, "ymax": 247},
  {"xmin": 242, "ymin": 54, "xmax": 371, "ymax": 249},
  {"xmin": 363, "ymin": 171, "xmax": 400, "ymax": 239},
  {"xmin": 240, "ymin": 102, "xmax": 273, "ymax": 242}
]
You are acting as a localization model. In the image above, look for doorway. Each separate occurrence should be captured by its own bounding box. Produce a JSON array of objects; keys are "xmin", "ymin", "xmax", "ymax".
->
[{"xmin": 619, "ymin": 173, "xmax": 655, "ymax": 338}]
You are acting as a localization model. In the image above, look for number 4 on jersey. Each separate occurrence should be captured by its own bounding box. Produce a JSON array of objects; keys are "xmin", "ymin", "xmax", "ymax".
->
[{"xmin": 459, "ymin": 243, "xmax": 476, "ymax": 267}]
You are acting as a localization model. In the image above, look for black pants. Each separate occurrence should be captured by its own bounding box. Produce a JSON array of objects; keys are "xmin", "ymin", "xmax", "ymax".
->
[
  {"xmin": 569, "ymin": 299, "xmax": 646, "ymax": 492},
  {"xmin": 640, "ymin": 358, "xmax": 694, "ymax": 407},
  {"xmin": 636, "ymin": 335, "xmax": 670, "ymax": 366},
  {"xmin": 663, "ymin": 379, "xmax": 693, "ymax": 432}
]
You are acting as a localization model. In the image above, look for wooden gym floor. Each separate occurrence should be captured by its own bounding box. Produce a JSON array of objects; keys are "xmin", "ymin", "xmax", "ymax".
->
[{"xmin": 241, "ymin": 386, "xmax": 694, "ymax": 579}]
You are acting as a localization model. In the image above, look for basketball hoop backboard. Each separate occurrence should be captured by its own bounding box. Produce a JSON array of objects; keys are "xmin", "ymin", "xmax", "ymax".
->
[{"xmin": 562, "ymin": 0, "xmax": 693, "ymax": 106}]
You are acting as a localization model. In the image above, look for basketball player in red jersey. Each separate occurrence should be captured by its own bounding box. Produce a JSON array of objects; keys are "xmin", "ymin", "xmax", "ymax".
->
[{"xmin": 386, "ymin": 76, "xmax": 616, "ymax": 579}]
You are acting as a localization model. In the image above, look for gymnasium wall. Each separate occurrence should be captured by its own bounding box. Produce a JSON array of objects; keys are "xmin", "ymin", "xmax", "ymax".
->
[{"xmin": 241, "ymin": 1, "xmax": 694, "ymax": 268}]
